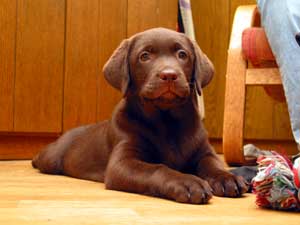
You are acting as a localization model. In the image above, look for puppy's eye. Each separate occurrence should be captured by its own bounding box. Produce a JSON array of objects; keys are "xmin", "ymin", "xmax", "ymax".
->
[
  {"xmin": 140, "ymin": 51, "xmax": 151, "ymax": 62},
  {"xmin": 177, "ymin": 50, "xmax": 188, "ymax": 60}
]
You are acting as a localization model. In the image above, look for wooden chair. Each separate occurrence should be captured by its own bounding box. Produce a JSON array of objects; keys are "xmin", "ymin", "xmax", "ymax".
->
[{"xmin": 223, "ymin": 5, "xmax": 283, "ymax": 165}]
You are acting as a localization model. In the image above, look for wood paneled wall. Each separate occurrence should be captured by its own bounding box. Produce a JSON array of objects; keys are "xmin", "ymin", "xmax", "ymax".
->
[
  {"xmin": 192, "ymin": 0, "xmax": 293, "ymax": 140},
  {"xmin": 15, "ymin": 0, "xmax": 65, "ymax": 132},
  {"xmin": 1, "ymin": 0, "xmax": 65, "ymax": 133},
  {"xmin": 0, "ymin": 0, "xmax": 16, "ymax": 131},
  {"xmin": 0, "ymin": 0, "xmax": 178, "ymax": 134},
  {"xmin": 0, "ymin": 0, "xmax": 293, "ymax": 142}
]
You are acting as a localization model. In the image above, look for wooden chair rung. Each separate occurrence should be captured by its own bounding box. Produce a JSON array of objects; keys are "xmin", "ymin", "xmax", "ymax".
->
[{"xmin": 246, "ymin": 68, "xmax": 282, "ymax": 85}]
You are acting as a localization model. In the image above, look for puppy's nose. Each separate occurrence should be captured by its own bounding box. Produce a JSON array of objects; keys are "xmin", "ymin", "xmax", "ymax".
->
[{"xmin": 159, "ymin": 69, "xmax": 178, "ymax": 81}]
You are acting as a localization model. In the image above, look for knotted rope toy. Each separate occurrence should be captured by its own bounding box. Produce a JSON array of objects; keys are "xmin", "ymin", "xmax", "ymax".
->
[{"xmin": 252, "ymin": 151, "xmax": 300, "ymax": 211}]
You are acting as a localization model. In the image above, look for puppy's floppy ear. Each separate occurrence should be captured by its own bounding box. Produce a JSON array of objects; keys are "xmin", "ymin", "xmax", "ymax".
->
[
  {"xmin": 103, "ymin": 39, "xmax": 131, "ymax": 95},
  {"xmin": 191, "ymin": 41, "xmax": 214, "ymax": 95}
]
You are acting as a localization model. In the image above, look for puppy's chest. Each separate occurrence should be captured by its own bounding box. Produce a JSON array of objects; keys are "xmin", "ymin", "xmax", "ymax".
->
[
  {"xmin": 157, "ymin": 135, "xmax": 198, "ymax": 171},
  {"xmin": 141, "ymin": 117, "xmax": 201, "ymax": 170}
]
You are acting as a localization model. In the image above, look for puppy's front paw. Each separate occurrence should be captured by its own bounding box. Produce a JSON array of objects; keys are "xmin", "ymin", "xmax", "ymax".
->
[
  {"xmin": 164, "ymin": 175, "xmax": 213, "ymax": 204},
  {"xmin": 207, "ymin": 171, "xmax": 248, "ymax": 197}
]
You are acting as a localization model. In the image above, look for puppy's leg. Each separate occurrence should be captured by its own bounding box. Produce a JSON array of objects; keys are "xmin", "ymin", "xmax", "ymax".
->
[
  {"xmin": 195, "ymin": 141, "xmax": 248, "ymax": 197},
  {"xmin": 105, "ymin": 141, "xmax": 213, "ymax": 204},
  {"xmin": 32, "ymin": 126, "xmax": 91, "ymax": 174}
]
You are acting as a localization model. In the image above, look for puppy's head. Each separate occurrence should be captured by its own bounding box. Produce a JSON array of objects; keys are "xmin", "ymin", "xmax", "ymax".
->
[{"xmin": 103, "ymin": 28, "xmax": 214, "ymax": 109}]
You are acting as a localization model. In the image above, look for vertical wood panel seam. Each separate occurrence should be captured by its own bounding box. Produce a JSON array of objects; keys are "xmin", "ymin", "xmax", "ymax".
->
[
  {"xmin": 126, "ymin": 0, "xmax": 130, "ymax": 38},
  {"xmin": 61, "ymin": 0, "xmax": 67, "ymax": 133},
  {"xmin": 125, "ymin": 0, "xmax": 128, "ymax": 37},
  {"xmin": 96, "ymin": 0, "xmax": 100, "ymax": 120},
  {"xmin": 155, "ymin": 0, "xmax": 159, "ymax": 28},
  {"xmin": 12, "ymin": 0, "xmax": 19, "ymax": 131},
  {"xmin": 63, "ymin": 0, "xmax": 70, "ymax": 131},
  {"xmin": 96, "ymin": 0, "xmax": 100, "ymax": 119}
]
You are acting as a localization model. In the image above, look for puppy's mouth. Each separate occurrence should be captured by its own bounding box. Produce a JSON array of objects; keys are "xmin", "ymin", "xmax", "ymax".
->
[
  {"xmin": 159, "ymin": 90, "xmax": 179, "ymax": 99},
  {"xmin": 141, "ymin": 86, "xmax": 189, "ymax": 109}
]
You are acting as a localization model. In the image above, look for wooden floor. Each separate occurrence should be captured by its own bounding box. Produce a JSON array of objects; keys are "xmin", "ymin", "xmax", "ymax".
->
[{"xmin": 0, "ymin": 160, "xmax": 299, "ymax": 225}]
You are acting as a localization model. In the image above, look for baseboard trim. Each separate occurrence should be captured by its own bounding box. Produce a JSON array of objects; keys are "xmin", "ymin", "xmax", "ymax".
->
[
  {"xmin": 210, "ymin": 138, "xmax": 298, "ymax": 155},
  {"xmin": 0, "ymin": 135, "xmax": 59, "ymax": 160},
  {"xmin": 0, "ymin": 135, "xmax": 298, "ymax": 160}
]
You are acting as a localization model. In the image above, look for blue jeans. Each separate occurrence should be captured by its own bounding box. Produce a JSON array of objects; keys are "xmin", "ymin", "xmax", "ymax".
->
[{"xmin": 257, "ymin": 0, "xmax": 300, "ymax": 150}]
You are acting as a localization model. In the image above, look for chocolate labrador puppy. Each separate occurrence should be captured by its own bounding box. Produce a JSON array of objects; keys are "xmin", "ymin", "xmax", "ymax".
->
[{"xmin": 32, "ymin": 28, "xmax": 247, "ymax": 204}]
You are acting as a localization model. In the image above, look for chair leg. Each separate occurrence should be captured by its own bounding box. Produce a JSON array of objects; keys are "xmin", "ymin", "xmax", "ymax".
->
[{"xmin": 223, "ymin": 49, "xmax": 247, "ymax": 165}]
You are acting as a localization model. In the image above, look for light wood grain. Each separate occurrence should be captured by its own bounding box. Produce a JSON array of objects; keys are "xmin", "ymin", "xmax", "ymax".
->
[
  {"xmin": 157, "ymin": 0, "xmax": 177, "ymax": 29},
  {"xmin": 127, "ymin": 0, "xmax": 158, "ymax": 36},
  {"xmin": 97, "ymin": 0, "xmax": 126, "ymax": 121},
  {"xmin": 63, "ymin": 0, "xmax": 99, "ymax": 131},
  {"xmin": 228, "ymin": 5, "xmax": 256, "ymax": 50},
  {"xmin": 1, "ymin": 160, "xmax": 299, "ymax": 225},
  {"xmin": 223, "ymin": 5, "xmax": 266, "ymax": 164},
  {"xmin": 191, "ymin": 0, "xmax": 230, "ymax": 138},
  {"xmin": 246, "ymin": 68, "xmax": 282, "ymax": 85},
  {"xmin": 229, "ymin": 2, "xmax": 292, "ymax": 140},
  {"xmin": 244, "ymin": 86, "xmax": 293, "ymax": 140},
  {"xmin": 223, "ymin": 49, "xmax": 247, "ymax": 165},
  {"xmin": 14, "ymin": 0, "xmax": 65, "ymax": 133},
  {"xmin": 272, "ymin": 100, "xmax": 293, "ymax": 139},
  {"xmin": 244, "ymin": 66, "xmax": 284, "ymax": 141},
  {"xmin": 0, "ymin": 0, "xmax": 16, "ymax": 131},
  {"xmin": 230, "ymin": 0, "xmax": 256, "ymax": 30},
  {"xmin": 223, "ymin": 5, "xmax": 294, "ymax": 164}
]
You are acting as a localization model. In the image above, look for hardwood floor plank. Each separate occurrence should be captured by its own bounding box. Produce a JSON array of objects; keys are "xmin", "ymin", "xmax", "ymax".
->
[{"xmin": 0, "ymin": 160, "xmax": 299, "ymax": 225}]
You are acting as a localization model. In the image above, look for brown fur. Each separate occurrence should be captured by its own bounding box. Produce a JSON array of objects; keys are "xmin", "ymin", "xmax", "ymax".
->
[{"xmin": 32, "ymin": 28, "xmax": 247, "ymax": 204}]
